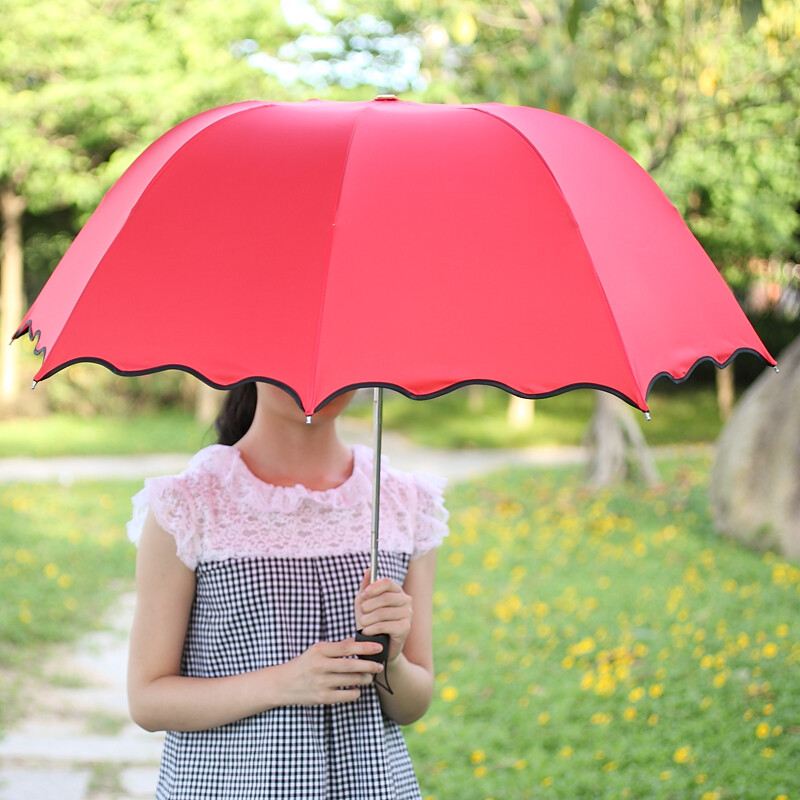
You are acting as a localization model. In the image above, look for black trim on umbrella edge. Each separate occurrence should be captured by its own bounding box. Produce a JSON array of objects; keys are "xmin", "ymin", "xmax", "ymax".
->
[{"xmin": 13, "ymin": 321, "xmax": 775, "ymax": 417}]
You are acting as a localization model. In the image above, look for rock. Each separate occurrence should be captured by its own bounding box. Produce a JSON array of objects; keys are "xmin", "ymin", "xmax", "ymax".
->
[{"xmin": 709, "ymin": 335, "xmax": 800, "ymax": 557}]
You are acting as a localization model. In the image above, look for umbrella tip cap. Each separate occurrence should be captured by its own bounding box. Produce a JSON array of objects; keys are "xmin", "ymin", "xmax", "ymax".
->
[{"xmin": 305, "ymin": 415, "xmax": 312, "ymax": 425}]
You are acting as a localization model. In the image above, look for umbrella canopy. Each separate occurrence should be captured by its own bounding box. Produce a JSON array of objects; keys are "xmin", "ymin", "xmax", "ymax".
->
[{"xmin": 13, "ymin": 98, "xmax": 775, "ymax": 415}]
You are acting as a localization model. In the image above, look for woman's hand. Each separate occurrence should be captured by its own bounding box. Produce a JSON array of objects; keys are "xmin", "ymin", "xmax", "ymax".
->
[
  {"xmin": 279, "ymin": 639, "xmax": 385, "ymax": 706},
  {"xmin": 354, "ymin": 571, "xmax": 414, "ymax": 664}
]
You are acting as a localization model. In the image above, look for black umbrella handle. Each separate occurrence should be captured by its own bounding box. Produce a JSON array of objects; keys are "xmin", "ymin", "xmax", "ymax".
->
[
  {"xmin": 355, "ymin": 630, "xmax": 393, "ymax": 694},
  {"xmin": 355, "ymin": 630, "xmax": 389, "ymax": 662}
]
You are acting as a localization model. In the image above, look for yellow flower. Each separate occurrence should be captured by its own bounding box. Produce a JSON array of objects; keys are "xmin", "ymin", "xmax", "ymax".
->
[
  {"xmin": 623, "ymin": 707, "xmax": 637, "ymax": 722},
  {"xmin": 414, "ymin": 722, "xmax": 427, "ymax": 734},
  {"xmin": 569, "ymin": 636, "xmax": 596, "ymax": 656},
  {"xmin": 559, "ymin": 746, "xmax": 573, "ymax": 759},
  {"xmin": 482, "ymin": 548, "xmax": 501, "ymax": 570},
  {"xmin": 648, "ymin": 714, "xmax": 659, "ymax": 727},
  {"xmin": 763, "ymin": 703, "xmax": 774, "ymax": 715},
  {"xmin": 44, "ymin": 563, "xmax": 59, "ymax": 579},
  {"xmin": 776, "ymin": 624, "xmax": 789, "ymax": 638},
  {"xmin": 470, "ymin": 750, "xmax": 485, "ymax": 765},
  {"xmin": 755, "ymin": 722, "xmax": 771, "ymax": 739},
  {"xmin": 537, "ymin": 712, "xmax": 550, "ymax": 725},
  {"xmin": 440, "ymin": 686, "xmax": 458, "ymax": 702},
  {"xmin": 629, "ymin": 687, "xmax": 645, "ymax": 702},
  {"xmin": 602, "ymin": 761, "xmax": 618, "ymax": 772},
  {"xmin": 648, "ymin": 683, "xmax": 664, "ymax": 698},
  {"xmin": 464, "ymin": 582, "xmax": 482, "ymax": 597},
  {"xmin": 695, "ymin": 774, "xmax": 708, "ymax": 784},
  {"xmin": 513, "ymin": 759, "xmax": 527, "ymax": 770},
  {"xmin": 762, "ymin": 642, "xmax": 779, "ymax": 658},
  {"xmin": 660, "ymin": 770, "xmax": 671, "ymax": 780},
  {"xmin": 473, "ymin": 765, "xmax": 487, "ymax": 778},
  {"xmin": 541, "ymin": 776, "xmax": 554, "ymax": 787},
  {"xmin": 673, "ymin": 746, "xmax": 692, "ymax": 764},
  {"xmin": 595, "ymin": 674, "xmax": 617, "ymax": 696},
  {"xmin": 761, "ymin": 747, "xmax": 775, "ymax": 758},
  {"xmin": 712, "ymin": 672, "xmax": 728, "ymax": 688},
  {"xmin": 701, "ymin": 792, "xmax": 720, "ymax": 800}
]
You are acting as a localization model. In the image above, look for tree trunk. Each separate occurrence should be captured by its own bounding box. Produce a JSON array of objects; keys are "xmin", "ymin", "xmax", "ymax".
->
[
  {"xmin": 0, "ymin": 186, "xmax": 27, "ymax": 410},
  {"xmin": 584, "ymin": 390, "xmax": 660, "ymax": 487},
  {"xmin": 194, "ymin": 381, "xmax": 223, "ymax": 425},
  {"xmin": 715, "ymin": 362, "xmax": 735, "ymax": 421},
  {"xmin": 506, "ymin": 394, "xmax": 534, "ymax": 429},
  {"xmin": 467, "ymin": 385, "xmax": 485, "ymax": 412}
]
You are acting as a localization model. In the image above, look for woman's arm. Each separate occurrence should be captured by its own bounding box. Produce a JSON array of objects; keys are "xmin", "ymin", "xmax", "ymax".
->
[
  {"xmin": 127, "ymin": 510, "xmax": 384, "ymax": 732},
  {"xmin": 354, "ymin": 549, "xmax": 437, "ymax": 725}
]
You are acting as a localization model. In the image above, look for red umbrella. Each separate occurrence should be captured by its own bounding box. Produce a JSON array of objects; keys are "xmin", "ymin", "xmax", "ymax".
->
[
  {"xmin": 13, "ymin": 98, "xmax": 775, "ymax": 620},
  {"xmin": 13, "ymin": 98, "xmax": 774, "ymax": 415}
]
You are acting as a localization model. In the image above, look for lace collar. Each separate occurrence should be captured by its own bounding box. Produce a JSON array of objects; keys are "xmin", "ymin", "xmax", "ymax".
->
[{"xmin": 197, "ymin": 443, "xmax": 375, "ymax": 512}]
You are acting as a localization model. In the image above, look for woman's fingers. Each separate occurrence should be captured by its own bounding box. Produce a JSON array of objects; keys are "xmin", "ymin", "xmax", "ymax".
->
[{"xmin": 286, "ymin": 638, "xmax": 385, "ymax": 705}]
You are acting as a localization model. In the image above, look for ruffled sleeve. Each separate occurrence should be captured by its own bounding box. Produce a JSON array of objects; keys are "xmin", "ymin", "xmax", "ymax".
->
[
  {"xmin": 127, "ymin": 471, "xmax": 202, "ymax": 570},
  {"xmin": 411, "ymin": 471, "xmax": 449, "ymax": 559}
]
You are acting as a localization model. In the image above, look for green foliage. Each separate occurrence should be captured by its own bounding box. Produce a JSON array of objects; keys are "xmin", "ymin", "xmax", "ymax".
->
[
  {"xmin": 1, "ymin": 0, "xmax": 300, "ymax": 215},
  {"xmin": 407, "ymin": 458, "xmax": 800, "ymax": 798}
]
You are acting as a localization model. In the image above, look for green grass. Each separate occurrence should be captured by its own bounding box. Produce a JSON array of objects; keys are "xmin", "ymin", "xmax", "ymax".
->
[
  {"xmin": 1, "ymin": 460, "xmax": 797, "ymax": 798},
  {"xmin": 0, "ymin": 410, "xmax": 215, "ymax": 458},
  {"xmin": 0, "ymin": 480, "xmax": 139, "ymax": 725},
  {"xmin": 405, "ymin": 457, "xmax": 799, "ymax": 799}
]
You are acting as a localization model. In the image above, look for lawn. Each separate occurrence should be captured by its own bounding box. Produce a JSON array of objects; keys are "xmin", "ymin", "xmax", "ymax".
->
[
  {"xmin": 0, "ymin": 480, "xmax": 138, "ymax": 725},
  {"xmin": 0, "ymin": 456, "xmax": 797, "ymax": 798},
  {"xmin": 0, "ymin": 409, "xmax": 217, "ymax": 458},
  {"xmin": 405, "ymin": 457, "xmax": 799, "ymax": 800}
]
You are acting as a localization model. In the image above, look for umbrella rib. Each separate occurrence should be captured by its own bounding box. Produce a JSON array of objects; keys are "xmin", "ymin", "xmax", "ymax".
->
[
  {"xmin": 307, "ymin": 104, "xmax": 371, "ymax": 414},
  {"xmin": 463, "ymin": 105, "xmax": 647, "ymax": 409}
]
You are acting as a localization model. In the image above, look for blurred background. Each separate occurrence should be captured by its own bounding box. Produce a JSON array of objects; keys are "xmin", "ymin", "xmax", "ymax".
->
[{"xmin": 1, "ymin": 0, "xmax": 798, "ymax": 454}]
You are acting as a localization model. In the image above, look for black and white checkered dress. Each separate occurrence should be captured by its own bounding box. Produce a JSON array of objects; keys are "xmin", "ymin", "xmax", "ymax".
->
[{"xmin": 128, "ymin": 444, "xmax": 448, "ymax": 800}]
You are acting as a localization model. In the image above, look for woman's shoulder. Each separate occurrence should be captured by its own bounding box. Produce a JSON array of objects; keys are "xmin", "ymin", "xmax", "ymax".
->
[{"xmin": 126, "ymin": 445, "xmax": 236, "ymax": 564}]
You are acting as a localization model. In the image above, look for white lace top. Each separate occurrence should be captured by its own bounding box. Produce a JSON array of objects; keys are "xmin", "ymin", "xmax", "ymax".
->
[{"xmin": 127, "ymin": 444, "xmax": 448, "ymax": 570}]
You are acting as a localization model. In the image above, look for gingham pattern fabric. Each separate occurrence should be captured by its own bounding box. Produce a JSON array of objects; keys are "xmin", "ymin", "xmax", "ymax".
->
[{"xmin": 156, "ymin": 551, "xmax": 419, "ymax": 799}]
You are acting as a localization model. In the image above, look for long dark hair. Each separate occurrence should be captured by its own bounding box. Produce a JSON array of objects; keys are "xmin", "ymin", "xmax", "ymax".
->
[{"xmin": 215, "ymin": 382, "xmax": 257, "ymax": 445}]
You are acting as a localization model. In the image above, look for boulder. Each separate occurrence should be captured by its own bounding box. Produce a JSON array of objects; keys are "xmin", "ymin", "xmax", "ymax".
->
[{"xmin": 709, "ymin": 335, "xmax": 800, "ymax": 558}]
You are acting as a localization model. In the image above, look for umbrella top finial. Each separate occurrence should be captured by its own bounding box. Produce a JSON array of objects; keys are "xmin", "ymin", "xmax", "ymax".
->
[{"xmin": 374, "ymin": 94, "xmax": 398, "ymax": 101}]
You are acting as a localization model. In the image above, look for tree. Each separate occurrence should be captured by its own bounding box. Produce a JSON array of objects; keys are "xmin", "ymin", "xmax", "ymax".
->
[{"xmin": 1, "ymin": 0, "xmax": 297, "ymax": 410}]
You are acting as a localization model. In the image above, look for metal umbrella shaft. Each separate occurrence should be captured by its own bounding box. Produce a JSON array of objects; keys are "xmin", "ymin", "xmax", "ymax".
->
[
  {"xmin": 354, "ymin": 386, "xmax": 391, "ymax": 676},
  {"xmin": 370, "ymin": 386, "xmax": 383, "ymax": 582}
]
